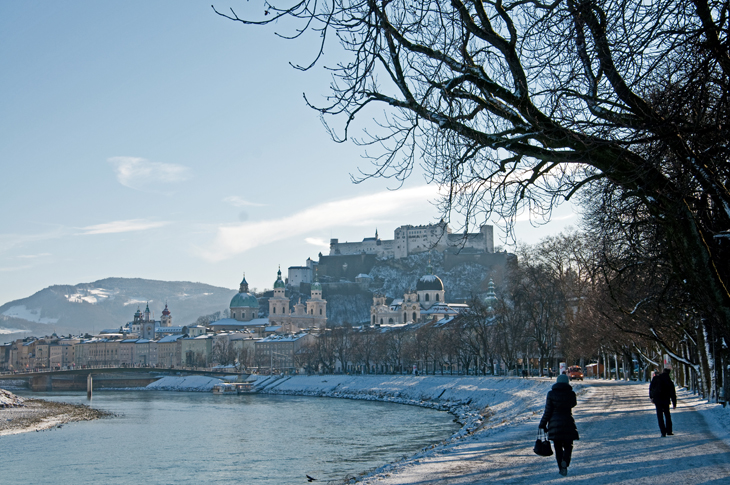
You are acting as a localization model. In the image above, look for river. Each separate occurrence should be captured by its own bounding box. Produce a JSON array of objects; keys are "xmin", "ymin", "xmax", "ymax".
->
[{"xmin": 2, "ymin": 391, "xmax": 459, "ymax": 484}]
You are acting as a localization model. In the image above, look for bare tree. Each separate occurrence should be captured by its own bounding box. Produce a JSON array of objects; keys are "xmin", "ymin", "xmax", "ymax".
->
[
  {"xmin": 331, "ymin": 324, "xmax": 354, "ymax": 373},
  {"xmin": 214, "ymin": 1, "xmax": 730, "ymax": 337},
  {"xmin": 213, "ymin": 337, "xmax": 237, "ymax": 366}
]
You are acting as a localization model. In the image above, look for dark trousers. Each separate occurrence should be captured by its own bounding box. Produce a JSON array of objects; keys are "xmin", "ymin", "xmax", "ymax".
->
[
  {"xmin": 553, "ymin": 440, "xmax": 573, "ymax": 467},
  {"xmin": 655, "ymin": 402, "xmax": 672, "ymax": 435}
]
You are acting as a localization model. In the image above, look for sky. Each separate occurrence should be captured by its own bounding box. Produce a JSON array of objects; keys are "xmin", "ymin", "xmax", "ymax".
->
[{"xmin": 0, "ymin": 1, "xmax": 577, "ymax": 304}]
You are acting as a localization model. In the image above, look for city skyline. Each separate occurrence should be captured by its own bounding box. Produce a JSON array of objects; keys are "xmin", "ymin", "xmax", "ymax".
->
[{"xmin": 0, "ymin": 2, "xmax": 576, "ymax": 304}]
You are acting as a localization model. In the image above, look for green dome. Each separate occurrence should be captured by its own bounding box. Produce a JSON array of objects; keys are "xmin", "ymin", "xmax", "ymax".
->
[
  {"xmin": 230, "ymin": 292, "xmax": 259, "ymax": 308},
  {"xmin": 311, "ymin": 280, "xmax": 322, "ymax": 291},
  {"xmin": 273, "ymin": 267, "xmax": 285, "ymax": 288}
]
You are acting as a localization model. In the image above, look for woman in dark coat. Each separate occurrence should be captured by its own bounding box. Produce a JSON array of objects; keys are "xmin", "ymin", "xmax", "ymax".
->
[{"xmin": 539, "ymin": 373, "xmax": 579, "ymax": 476}]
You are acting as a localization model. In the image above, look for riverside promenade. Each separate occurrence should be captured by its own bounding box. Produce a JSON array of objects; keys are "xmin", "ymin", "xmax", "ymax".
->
[{"xmin": 252, "ymin": 375, "xmax": 730, "ymax": 484}]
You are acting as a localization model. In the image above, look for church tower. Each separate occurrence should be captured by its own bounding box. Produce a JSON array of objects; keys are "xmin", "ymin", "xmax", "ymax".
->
[
  {"xmin": 141, "ymin": 302, "xmax": 155, "ymax": 339},
  {"xmin": 403, "ymin": 289, "xmax": 420, "ymax": 323},
  {"xmin": 268, "ymin": 266, "xmax": 290, "ymax": 325},
  {"xmin": 306, "ymin": 272, "xmax": 327, "ymax": 329},
  {"xmin": 161, "ymin": 303, "xmax": 172, "ymax": 327}
]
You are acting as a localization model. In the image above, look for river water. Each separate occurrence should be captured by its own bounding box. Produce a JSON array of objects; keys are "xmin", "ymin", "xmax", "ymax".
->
[{"xmin": 2, "ymin": 391, "xmax": 459, "ymax": 484}]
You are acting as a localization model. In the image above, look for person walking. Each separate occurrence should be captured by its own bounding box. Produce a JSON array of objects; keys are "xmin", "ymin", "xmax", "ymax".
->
[
  {"xmin": 649, "ymin": 364, "xmax": 677, "ymax": 437},
  {"xmin": 539, "ymin": 373, "xmax": 579, "ymax": 476}
]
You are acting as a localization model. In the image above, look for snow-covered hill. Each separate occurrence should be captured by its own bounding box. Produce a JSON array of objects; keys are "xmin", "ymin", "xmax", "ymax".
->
[{"xmin": 0, "ymin": 278, "xmax": 236, "ymax": 338}]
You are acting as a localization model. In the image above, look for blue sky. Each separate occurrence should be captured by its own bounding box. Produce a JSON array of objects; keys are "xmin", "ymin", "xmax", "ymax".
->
[{"xmin": 0, "ymin": 1, "xmax": 577, "ymax": 303}]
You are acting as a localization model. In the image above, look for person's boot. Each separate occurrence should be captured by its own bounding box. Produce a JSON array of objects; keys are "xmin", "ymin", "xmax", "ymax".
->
[{"xmin": 559, "ymin": 461, "xmax": 568, "ymax": 476}]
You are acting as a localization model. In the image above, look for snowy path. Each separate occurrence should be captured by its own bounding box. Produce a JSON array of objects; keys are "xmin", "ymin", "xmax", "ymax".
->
[{"xmin": 361, "ymin": 381, "xmax": 730, "ymax": 484}]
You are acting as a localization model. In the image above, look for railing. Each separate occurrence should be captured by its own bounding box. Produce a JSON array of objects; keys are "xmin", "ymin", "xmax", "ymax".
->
[{"xmin": 0, "ymin": 364, "xmax": 248, "ymax": 377}]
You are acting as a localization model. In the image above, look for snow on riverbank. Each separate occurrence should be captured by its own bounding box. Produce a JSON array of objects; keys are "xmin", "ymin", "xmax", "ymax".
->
[
  {"xmin": 144, "ymin": 374, "xmax": 730, "ymax": 483},
  {"xmin": 254, "ymin": 375, "xmax": 570, "ymax": 443},
  {"xmin": 146, "ymin": 375, "xmax": 224, "ymax": 391}
]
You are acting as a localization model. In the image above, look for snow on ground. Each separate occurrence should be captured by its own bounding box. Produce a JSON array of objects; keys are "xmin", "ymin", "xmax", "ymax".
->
[
  {"xmin": 65, "ymin": 288, "xmax": 118, "ymax": 304},
  {"xmin": 1, "ymin": 388, "xmax": 24, "ymax": 408},
  {"xmin": 1, "ymin": 305, "xmax": 58, "ymax": 324},
  {"xmin": 251, "ymin": 375, "xmax": 730, "ymax": 484},
  {"xmin": 146, "ymin": 375, "xmax": 223, "ymax": 391},
  {"xmin": 141, "ymin": 374, "xmax": 730, "ymax": 483}
]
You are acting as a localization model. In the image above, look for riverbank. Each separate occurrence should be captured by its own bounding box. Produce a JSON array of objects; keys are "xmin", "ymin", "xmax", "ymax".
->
[
  {"xmin": 248, "ymin": 375, "xmax": 730, "ymax": 483},
  {"xmin": 0, "ymin": 388, "xmax": 110, "ymax": 436}
]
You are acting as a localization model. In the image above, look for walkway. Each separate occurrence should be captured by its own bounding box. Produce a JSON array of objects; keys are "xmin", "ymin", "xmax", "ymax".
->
[{"xmin": 362, "ymin": 381, "xmax": 730, "ymax": 484}]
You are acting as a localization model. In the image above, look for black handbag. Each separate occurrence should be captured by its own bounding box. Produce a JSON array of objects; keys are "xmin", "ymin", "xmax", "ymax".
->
[{"xmin": 533, "ymin": 428, "xmax": 553, "ymax": 457}]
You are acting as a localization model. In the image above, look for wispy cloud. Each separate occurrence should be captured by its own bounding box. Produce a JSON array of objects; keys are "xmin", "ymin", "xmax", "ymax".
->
[
  {"xmin": 198, "ymin": 185, "xmax": 439, "ymax": 262},
  {"xmin": 108, "ymin": 156, "xmax": 191, "ymax": 192},
  {"xmin": 305, "ymin": 237, "xmax": 330, "ymax": 250},
  {"xmin": 79, "ymin": 219, "xmax": 170, "ymax": 235},
  {"xmin": 16, "ymin": 253, "xmax": 51, "ymax": 259},
  {"xmin": 223, "ymin": 196, "xmax": 265, "ymax": 208},
  {"xmin": 0, "ymin": 264, "xmax": 35, "ymax": 273},
  {"xmin": 0, "ymin": 229, "xmax": 67, "ymax": 254}
]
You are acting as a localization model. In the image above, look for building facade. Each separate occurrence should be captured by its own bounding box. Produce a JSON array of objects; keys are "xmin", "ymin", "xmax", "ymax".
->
[
  {"xmin": 330, "ymin": 221, "xmax": 494, "ymax": 259},
  {"xmin": 370, "ymin": 270, "xmax": 467, "ymax": 325}
]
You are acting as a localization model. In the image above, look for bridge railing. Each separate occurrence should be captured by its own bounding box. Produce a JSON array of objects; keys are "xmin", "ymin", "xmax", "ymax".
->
[{"xmin": 1, "ymin": 364, "xmax": 247, "ymax": 376}]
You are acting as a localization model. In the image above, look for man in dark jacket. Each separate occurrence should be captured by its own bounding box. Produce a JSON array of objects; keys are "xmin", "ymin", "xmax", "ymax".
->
[
  {"xmin": 539, "ymin": 374, "xmax": 579, "ymax": 476},
  {"xmin": 649, "ymin": 364, "xmax": 677, "ymax": 436}
]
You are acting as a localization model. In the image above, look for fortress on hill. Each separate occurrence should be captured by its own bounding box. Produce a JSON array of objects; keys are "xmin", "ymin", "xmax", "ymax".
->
[{"xmin": 329, "ymin": 220, "xmax": 494, "ymax": 259}]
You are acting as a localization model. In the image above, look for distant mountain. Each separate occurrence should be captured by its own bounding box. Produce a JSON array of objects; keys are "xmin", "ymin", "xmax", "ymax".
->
[{"xmin": 0, "ymin": 277, "xmax": 237, "ymax": 341}]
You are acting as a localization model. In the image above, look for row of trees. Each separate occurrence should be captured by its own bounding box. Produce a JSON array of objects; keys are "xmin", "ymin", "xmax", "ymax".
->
[
  {"xmin": 294, "ymin": 227, "xmax": 727, "ymax": 400},
  {"xmin": 217, "ymin": 0, "xmax": 729, "ymax": 401}
]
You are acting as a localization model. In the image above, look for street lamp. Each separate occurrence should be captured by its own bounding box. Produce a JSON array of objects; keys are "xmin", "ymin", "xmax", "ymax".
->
[{"xmin": 270, "ymin": 350, "xmax": 290, "ymax": 374}]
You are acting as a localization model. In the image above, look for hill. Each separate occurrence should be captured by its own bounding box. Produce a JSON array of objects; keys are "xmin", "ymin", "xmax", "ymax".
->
[
  {"xmin": 318, "ymin": 250, "xmax": 512, "ymax": 325},
  {"xmin": 0, "ymin": 277, "xmax": 236, "ymax": 341}
]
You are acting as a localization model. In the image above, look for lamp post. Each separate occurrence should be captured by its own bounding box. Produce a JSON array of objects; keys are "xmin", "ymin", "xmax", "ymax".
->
[{"xmin": 270, "ymin": 350, "xmax": 289, "ymax": 374}]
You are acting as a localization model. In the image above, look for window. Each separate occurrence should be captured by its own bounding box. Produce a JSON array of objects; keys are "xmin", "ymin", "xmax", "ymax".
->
[
  {"xmin": 412, "ymin": 312, "xmax": 417, "ymax": 321},
  {"xmin": 425, "ymin": 294, "xmax": 430, "ymax": 302},
  {"xmin": 319, "ymin": 308, "xmax": 323, "ymax": 315},
  {"xmin": 436, "ymin": 294, "xmax": 440, "ymax": 302},
  {"xmin": 273, "ymin": 307, "xmax": 276, "ymax": 314}
]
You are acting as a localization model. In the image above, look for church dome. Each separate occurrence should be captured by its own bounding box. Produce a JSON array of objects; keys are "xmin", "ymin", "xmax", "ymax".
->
[
  {"xmin": 416, "ymin": 274, "xmax": 444, "ymax": 291},
  {"xmin": 230, "ymin": 292, "xmax": 259, "ymax": 308}
]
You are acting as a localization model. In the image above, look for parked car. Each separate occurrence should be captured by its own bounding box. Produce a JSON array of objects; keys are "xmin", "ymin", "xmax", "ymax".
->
[{"xmin": 568, "ymin": 365, "xmax": 584, "ymax": 381}]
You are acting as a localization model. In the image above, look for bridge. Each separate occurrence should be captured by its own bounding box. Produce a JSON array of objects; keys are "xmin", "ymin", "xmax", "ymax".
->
[{"xmin": 0, "ymin": 366, "xmax": 249, "ymax": 392}]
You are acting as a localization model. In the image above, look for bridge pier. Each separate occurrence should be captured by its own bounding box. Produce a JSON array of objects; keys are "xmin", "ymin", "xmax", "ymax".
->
[
  {"xmin": 87, "ymin": 374, "xmax": 93, "ymax": 400},
  {"xmin": 31, "ymin": 374, "xmax": 53, "ymax": 392}
]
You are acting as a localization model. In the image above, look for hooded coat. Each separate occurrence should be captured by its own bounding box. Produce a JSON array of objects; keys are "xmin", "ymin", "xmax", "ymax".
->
[
  {"xmin": 649, "ymin": 370, "xmax": 677, "ymax": 406},
  {"xmin": 539, "ymin": 382, "xmax": 580, "ymax": 441}
]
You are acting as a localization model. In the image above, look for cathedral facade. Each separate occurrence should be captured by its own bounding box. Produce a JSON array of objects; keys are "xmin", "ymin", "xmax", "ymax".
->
[
  {"xmin": 370, "ymin": 270, "xmax": 465, "ymax": 325},
  {"xmin": 266, "ymin": 268, "xmax": 327, "ymax": 332}
]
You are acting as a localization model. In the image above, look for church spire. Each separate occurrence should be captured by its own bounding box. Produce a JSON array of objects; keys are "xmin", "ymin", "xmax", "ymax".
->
[{"xmin": 239, "ymin": 272, "xmax": 249, "ymax": 293}]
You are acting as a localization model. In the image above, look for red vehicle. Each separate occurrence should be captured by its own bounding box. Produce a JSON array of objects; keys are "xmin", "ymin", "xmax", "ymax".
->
[{"xmin": 568, "ymin": 365, "xmax": 584, "ymax": 381}]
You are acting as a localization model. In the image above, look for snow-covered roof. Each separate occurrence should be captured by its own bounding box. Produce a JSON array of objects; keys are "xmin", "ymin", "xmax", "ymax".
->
[
  {"xmin": 259, "ymin": 332, "xmax": 308, "ymax": 342},
  {"xmin": 157, "ymin": 334, "xmax": 184, "ymax": 343},
  {"xmin": 210, "ymin": 317, "xmax": 269, "ymax": 327},
  {"xmin": 421, "ymin": 303, "xmax": 460, "ymax": 315}
]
